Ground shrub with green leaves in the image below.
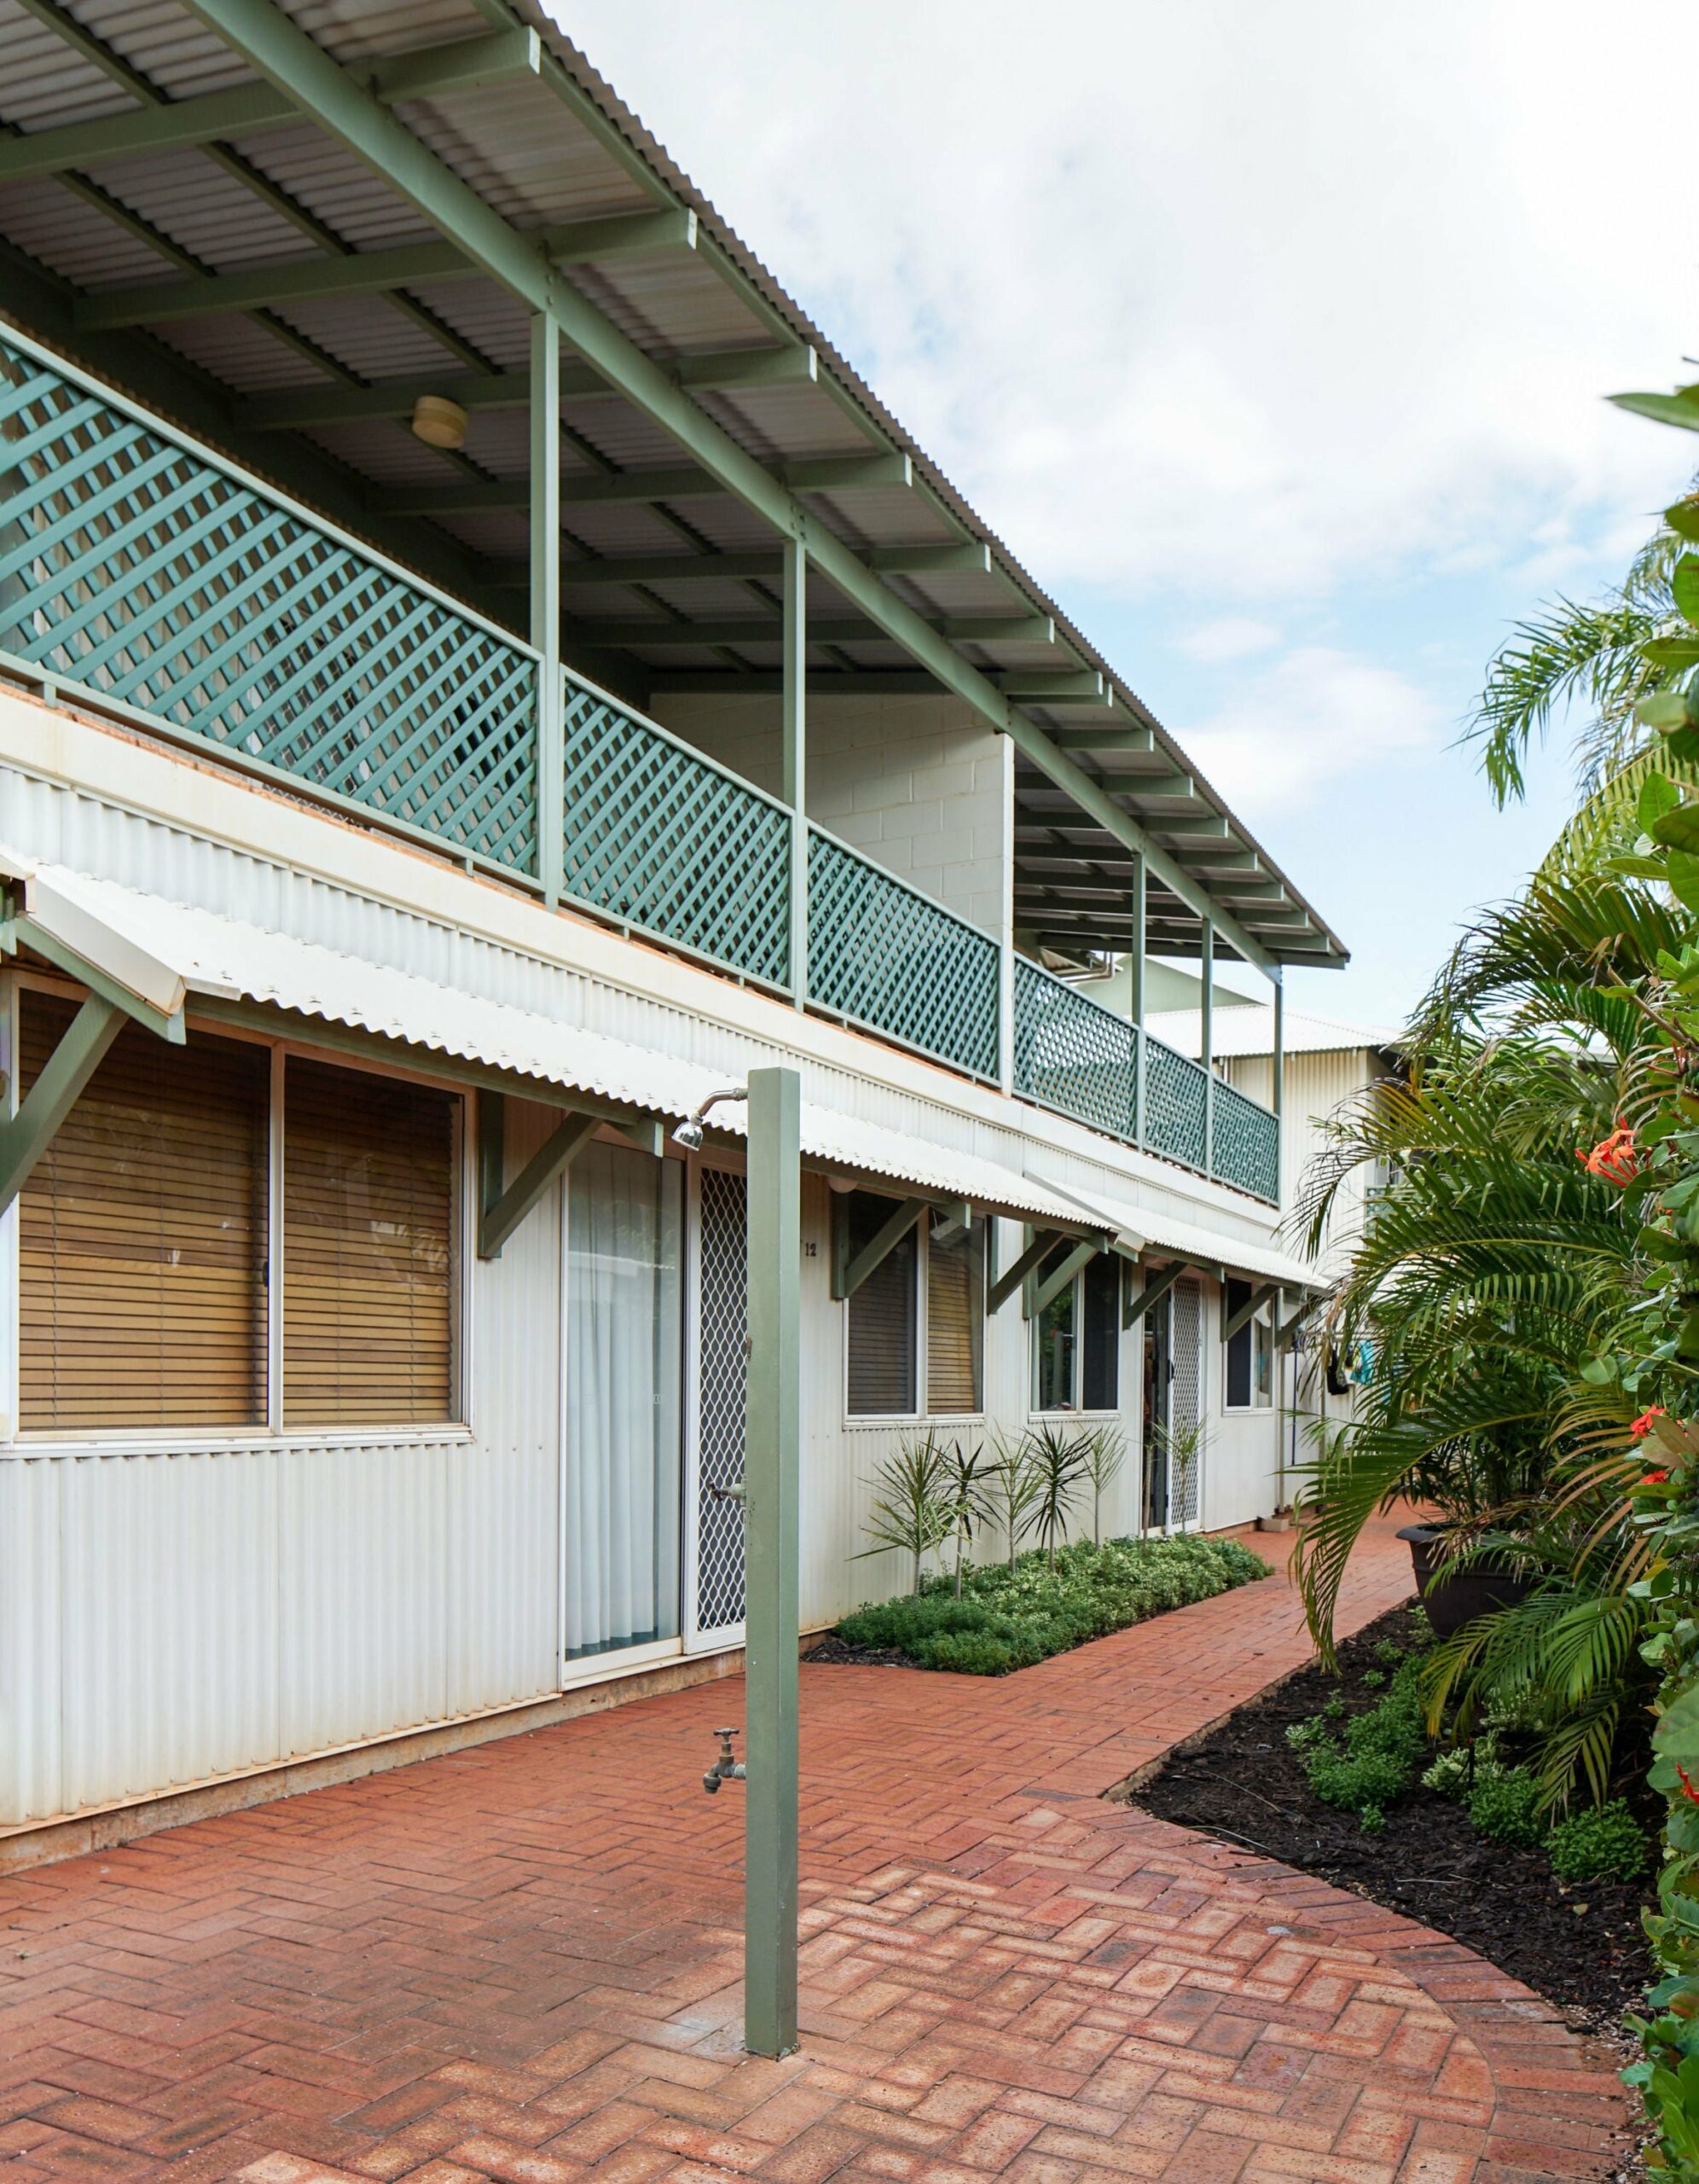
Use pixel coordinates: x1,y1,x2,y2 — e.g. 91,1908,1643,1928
1468,1764,1545,1847
1546,1799,1649,1884
1293,1658,1429,1824
833,1532,1266,1674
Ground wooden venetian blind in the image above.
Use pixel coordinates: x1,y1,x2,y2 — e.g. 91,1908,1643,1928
282,1058,455,1426
844,1189,916,1417
925,1216,983,1416
19,991,269,1432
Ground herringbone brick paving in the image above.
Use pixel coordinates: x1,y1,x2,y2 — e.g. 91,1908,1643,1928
0,1517,1628,2184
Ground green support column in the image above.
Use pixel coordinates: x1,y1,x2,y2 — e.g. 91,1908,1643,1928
531,310,564,903
744,1064,802,2057
1271,969,1284,1206
782,535,807,1006
1131,853,1145,1146
1200,918,1215,1180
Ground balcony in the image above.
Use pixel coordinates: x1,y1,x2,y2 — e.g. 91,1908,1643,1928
0,322,1279,1204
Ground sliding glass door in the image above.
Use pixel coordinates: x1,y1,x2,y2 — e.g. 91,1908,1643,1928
562,1141,683,1664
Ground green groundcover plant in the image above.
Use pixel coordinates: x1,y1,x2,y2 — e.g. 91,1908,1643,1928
833,1534,1267,1675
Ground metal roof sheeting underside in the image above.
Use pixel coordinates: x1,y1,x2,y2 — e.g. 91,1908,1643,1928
0,0,1347,970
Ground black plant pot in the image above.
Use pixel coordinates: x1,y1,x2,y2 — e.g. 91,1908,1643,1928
1396,1522,1535,1640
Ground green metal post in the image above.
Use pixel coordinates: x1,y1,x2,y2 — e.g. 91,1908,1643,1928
1131,852,1145,1147
744,1064,801,2057
1200,918,1215,1180
531,310,563,903
782,535,807,1007
1271,970,1284,1207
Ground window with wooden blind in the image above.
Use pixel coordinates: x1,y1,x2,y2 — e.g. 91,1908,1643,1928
281,1057,456,1426
18,990,269,1432
844,1188,918,1417
925,1215,983,1415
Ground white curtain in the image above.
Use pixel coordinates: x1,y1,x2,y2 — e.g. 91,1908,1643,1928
564,1143,682,1658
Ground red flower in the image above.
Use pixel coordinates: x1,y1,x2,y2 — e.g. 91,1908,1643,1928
1579,1124,1640,1185
1644,1470,1672,1486
1632,1407,1669,1439
1679,1764,1699,1808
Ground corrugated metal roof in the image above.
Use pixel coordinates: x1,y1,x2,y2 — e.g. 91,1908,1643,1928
0,0,1348,969
1033,1174,1320,1292
3,851,1099,1231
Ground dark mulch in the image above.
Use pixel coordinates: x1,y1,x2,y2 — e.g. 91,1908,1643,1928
1124,1600,1653,2039
805,1634,919,1668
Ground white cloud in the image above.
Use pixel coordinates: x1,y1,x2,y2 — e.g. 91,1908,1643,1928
552,0,1698,605
1175,618,1282,663
1182,648,1441,817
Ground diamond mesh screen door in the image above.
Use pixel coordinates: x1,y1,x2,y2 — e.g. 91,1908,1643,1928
1169,1279,1204,1529
690,1164,748,1645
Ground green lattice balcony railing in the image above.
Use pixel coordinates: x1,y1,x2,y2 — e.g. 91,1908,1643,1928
1012,958,1137,1139
807,828,1000,1079
561,672,792,988
1012,956,1279,1201
0,325,540,875
1144,1031,1209,1173
1213,1076,1280,1203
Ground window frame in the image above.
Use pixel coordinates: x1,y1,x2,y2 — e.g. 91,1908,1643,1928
1029,1243,1123,1420
840,1197,988,1426
2,967,472,1452
1221,1276,1274,1413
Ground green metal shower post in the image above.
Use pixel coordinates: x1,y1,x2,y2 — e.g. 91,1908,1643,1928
782,536,807,1007
1271,968,1284,1206
1200,918,1215,1179
1131,852,1146,1147
531,308,563,903
743,1064,802,2056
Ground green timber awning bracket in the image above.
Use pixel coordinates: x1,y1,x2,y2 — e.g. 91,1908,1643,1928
1123,1259,1190,1330
1026,1234,1107,1321
0,994,125,1217
1276,1292,1317,1351
1221,1281,1278,1345
831,1192,930,1301
477,1090,664,1259
987,1227,1053,1316
0,868,194,1217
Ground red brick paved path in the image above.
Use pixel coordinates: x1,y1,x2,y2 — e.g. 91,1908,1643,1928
0,1519,1628,2184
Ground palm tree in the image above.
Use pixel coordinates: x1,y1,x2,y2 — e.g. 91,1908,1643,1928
1464,523,1690,877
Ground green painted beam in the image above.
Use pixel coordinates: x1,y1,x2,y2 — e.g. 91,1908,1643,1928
866,542,993,574
1026,1236,1102,1322
995,670,1105,700
565,611,1054,650
237,346,815,435
1052,726,1156,754
77,240,475,328
1221,1281,1276,1345
781,453,911,492
0,28,541,182
831,1193,928,1302
379,451,911,515
556,549,787,586
538,207,696,264
174,0,1297,974
478,1107,598,1258
1124,1258,1187,1331
0,995,125,1217
743,1065,802,2059
674,345,816,392
646,671,944,697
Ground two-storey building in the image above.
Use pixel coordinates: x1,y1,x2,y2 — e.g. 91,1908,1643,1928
0,0,1347,1867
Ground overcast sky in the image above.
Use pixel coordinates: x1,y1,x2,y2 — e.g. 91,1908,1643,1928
556,0,1699,1028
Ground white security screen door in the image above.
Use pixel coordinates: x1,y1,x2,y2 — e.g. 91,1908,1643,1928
687,1163,747,1647
1169,1278,1203,1529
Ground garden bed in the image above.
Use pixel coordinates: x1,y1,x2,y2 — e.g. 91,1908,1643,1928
815,1533,1270,1674
1125,1601,1653,2036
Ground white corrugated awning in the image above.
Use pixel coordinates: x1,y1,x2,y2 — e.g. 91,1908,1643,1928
0,852,1098,1233
1029,1171,1322,1292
